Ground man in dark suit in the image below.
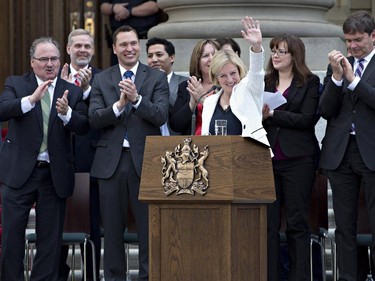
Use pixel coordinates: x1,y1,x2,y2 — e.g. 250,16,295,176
0,36,89,280
319,11,375,281
59,28,101,281
146,37,188,135
89,25,169,281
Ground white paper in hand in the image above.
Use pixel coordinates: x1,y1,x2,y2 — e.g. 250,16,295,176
263,91,287,110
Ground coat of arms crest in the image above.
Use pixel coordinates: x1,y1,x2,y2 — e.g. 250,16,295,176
161,138,209,196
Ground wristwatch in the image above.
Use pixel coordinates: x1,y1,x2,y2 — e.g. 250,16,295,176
132,94,141,105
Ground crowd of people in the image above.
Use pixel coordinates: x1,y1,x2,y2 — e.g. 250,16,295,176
0,7,374,281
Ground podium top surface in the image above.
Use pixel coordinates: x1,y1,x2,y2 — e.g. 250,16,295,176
139,135,275,204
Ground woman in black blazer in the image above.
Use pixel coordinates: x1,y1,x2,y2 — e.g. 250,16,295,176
262,34,321,281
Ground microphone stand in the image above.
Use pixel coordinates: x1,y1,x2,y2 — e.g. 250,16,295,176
190,85,217,135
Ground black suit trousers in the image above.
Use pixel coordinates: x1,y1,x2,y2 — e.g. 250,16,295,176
327,136,375,281
99,150,149,281
267,156,316,281
1,165,66,281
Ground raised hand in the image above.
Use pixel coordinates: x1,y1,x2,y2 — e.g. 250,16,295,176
241,16,262,53
28,80,53,104
187,76,204,109
328,50,346,82
60,63,73,83
56,90,70,115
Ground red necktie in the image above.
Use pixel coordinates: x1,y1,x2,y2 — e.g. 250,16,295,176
74,74,81,87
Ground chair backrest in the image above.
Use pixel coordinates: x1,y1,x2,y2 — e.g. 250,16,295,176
63,172,90,233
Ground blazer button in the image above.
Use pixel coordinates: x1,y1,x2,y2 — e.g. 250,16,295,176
353,110,356,113
276,127,280,131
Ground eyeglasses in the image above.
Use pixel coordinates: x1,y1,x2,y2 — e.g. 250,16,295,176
33,56,60,63
270,50,289,56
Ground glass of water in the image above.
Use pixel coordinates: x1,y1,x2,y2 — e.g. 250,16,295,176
215,119,227,135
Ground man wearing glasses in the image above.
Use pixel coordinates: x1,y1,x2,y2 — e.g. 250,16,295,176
0,36,89,280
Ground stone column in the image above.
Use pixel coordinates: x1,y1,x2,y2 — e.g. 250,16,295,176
149,0,343,38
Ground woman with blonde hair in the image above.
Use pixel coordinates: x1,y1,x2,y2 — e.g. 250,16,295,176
201,16,269,146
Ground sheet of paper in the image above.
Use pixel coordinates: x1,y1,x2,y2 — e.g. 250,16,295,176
263,91,287,110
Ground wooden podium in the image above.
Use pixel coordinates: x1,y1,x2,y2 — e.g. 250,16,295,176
139,136,275,281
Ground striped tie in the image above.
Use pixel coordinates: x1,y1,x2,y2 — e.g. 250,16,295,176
355,59,365,78
39,89,51,153
74,73,81,86
350,59,364,134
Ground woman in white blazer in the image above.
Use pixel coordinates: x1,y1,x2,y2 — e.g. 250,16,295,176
201,16,269,147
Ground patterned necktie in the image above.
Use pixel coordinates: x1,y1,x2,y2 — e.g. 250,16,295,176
74,73,81,86
123,70,134,143
355,59,365,78
39,88,51,153
123,70,134,81
351,59,365,134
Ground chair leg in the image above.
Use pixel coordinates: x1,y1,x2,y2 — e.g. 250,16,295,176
315,228,336,281
25,241,30,281
83,239,87,281
71,245,75,281
310,235,326,281
319,240,326,281
88,239,97,281
324,231,336,281
310,237,314,281
367,245,373,281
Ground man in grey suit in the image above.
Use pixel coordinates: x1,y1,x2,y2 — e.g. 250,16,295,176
146,37,188,135
0,36,89,280
319,11,375,281
89,25,169,281
59,28,101,281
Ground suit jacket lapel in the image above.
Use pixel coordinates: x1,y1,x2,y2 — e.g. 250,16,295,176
134,62,147,94
111,66,122,99
169,73,179,106
361,54,375,81
49,79,64,129
283,80,298,110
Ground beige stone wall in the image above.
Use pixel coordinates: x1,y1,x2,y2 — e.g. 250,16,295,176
326,0,373,25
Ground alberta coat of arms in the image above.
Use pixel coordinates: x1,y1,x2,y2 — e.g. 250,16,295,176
161,138,209,195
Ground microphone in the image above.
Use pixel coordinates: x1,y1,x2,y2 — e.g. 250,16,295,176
191,85,218,135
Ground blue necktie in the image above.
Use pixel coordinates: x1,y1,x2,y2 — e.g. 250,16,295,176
355,59,365,78
123,70,134,143
123,70,134,81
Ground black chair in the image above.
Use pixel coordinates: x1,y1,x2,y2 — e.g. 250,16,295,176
356,234,373,281
124,230,139,280
310,227,336,281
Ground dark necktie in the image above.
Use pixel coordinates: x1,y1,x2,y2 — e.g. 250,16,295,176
355,59,365,78
123,70,134,143
123,70,134,81
350,59,365,134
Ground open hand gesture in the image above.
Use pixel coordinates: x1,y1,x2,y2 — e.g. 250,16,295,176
241,16,262,53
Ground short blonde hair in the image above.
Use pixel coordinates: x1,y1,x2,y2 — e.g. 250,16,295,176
209,49,247,86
